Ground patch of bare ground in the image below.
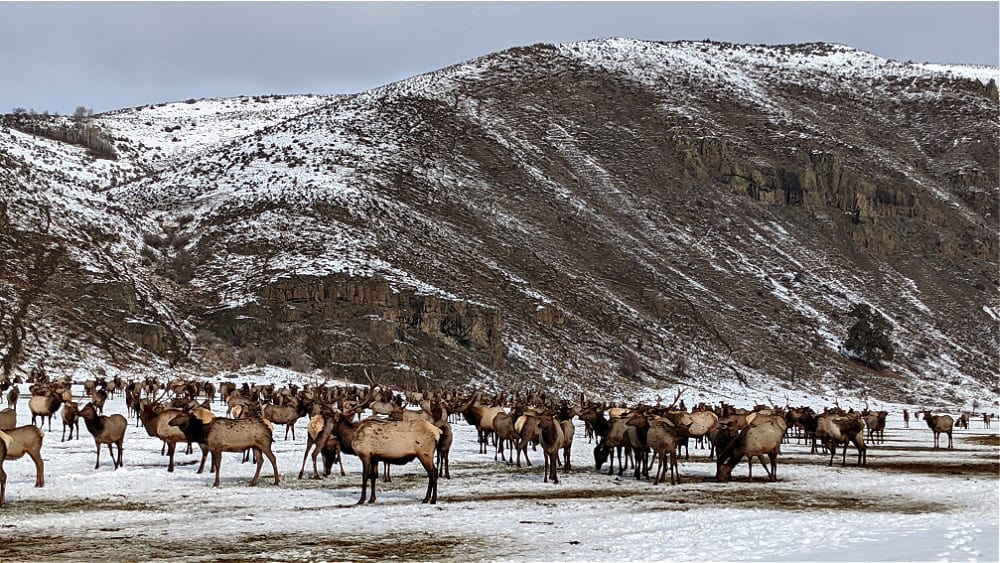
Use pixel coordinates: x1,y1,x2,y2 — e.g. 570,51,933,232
0,531,484,562
964,434,1000,447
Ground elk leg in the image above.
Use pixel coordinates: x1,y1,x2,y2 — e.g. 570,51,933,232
95,443,102,470
212,451,223,487
197,444,208,474
249,447,264,486
167,442,176,473
264,447,279,486
28,449,45,487
299,436,314,479
420,453,437,504
115,440,124,468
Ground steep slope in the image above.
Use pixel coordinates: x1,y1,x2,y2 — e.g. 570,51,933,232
2,40,997,406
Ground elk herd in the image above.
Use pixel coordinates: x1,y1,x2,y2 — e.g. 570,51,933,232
0,369,990,508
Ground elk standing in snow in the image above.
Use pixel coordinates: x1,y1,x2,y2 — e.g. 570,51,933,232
78,402,127,469
923,411,954,449
716,414,788,482
169,412,279,487
815,411,867,467
1,425,45,488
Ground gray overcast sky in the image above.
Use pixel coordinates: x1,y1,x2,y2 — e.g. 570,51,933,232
2,1,997,115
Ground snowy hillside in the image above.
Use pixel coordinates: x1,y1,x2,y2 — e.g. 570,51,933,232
0,39,997,409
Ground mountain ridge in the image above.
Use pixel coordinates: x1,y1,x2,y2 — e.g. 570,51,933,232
1,39,997,408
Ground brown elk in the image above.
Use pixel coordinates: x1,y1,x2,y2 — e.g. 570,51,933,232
1,425,45,488
78,402,127,470
6,386,18,412
261,401,306,441
645,416,686,485
139,400,196,472
864,410,888,445
815,412,867,466
61,401,80,441
716,414,788,482
538,412,565,484
29,387,66,430
923,411,954,449
459,394,504,454
169,412,280,487
314,386,442,503
298,413,344,480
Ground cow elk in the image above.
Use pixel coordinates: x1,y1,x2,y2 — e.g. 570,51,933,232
61,401,80,441
78,402,127,469
716,414,788,482
816,412,867,467
169,413,279,487
1,425,45,488
923,411,954,449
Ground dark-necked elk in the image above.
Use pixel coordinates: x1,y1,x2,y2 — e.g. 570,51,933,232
169,412,279,488
815,412,867,466
0,425,45,488
716,414,788,482
61,401,80,441
139,400,197,472
923,411,954,449
29,387,65,430
537,412,565,484
78,402,126,469
459,394,504,455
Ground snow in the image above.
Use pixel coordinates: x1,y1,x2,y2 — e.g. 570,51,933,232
2,382,997,561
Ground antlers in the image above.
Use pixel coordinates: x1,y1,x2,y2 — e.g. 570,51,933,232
665,388,686,411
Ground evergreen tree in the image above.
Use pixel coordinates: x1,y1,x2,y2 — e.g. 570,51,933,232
844,303,895,369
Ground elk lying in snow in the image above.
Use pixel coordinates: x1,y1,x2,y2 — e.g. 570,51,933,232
0,408,15,431
923,411,954,449
78,402,127,469
1,425,45,487
716,414,788,482
61,401,80,441
815,412,867,467
169,413,279,487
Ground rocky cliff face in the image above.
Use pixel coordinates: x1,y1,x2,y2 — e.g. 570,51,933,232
1,40,996,406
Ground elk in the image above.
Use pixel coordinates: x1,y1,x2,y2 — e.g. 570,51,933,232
459,394,504,454
298,413,344,480
261,400,306,441
815,412,867,466
169,412,279,487
491,410,519,464
314,386,442,503
78,402,126,470
61,401,80,441
716,414,788,482
0,425,45,488
537,412,565,484
6,386,18,412
864,410,888,445
139,400,196,471
29,387,65,430
645,416,686,485
923,411,954,449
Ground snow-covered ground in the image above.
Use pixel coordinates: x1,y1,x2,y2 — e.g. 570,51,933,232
2,384,997,562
